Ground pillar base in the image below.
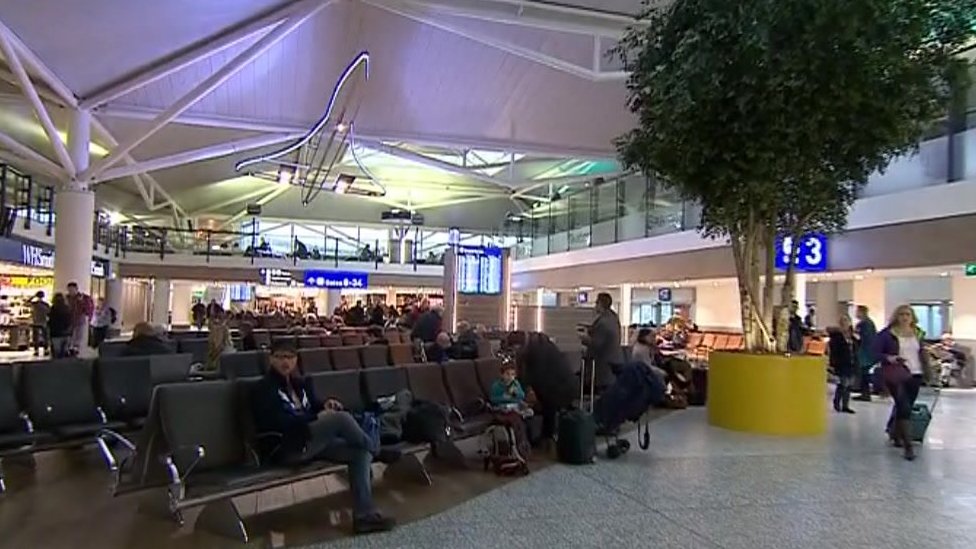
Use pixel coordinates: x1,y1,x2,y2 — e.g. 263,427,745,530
707,352,827,436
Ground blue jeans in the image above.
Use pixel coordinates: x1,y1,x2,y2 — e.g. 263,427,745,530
304,412,375,518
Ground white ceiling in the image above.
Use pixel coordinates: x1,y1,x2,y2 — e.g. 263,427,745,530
0,0,644,231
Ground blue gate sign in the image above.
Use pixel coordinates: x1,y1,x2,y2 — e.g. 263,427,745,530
303,270,369,289
775,233,828,273
657,288,672,303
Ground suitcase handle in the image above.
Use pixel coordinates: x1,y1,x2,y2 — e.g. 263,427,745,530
579,357,596,413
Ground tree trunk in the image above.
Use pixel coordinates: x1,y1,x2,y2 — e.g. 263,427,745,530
761,222,776,348
776,232,802,352
731,221,774,353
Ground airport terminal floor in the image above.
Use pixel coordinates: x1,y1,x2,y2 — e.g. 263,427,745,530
2,384,975,548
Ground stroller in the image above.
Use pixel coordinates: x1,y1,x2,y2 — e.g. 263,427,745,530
593,362,666,459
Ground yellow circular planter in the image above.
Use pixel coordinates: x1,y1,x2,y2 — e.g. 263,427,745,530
707,351,827,436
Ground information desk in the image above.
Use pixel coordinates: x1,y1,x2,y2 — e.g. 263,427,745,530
707,352,827,436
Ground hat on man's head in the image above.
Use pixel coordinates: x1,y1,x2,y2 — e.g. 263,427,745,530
270,339,297,355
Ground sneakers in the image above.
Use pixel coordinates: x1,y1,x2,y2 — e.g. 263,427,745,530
354,513,396,535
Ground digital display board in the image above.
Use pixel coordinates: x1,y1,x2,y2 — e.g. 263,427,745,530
456,245,502,295
774,233,828,273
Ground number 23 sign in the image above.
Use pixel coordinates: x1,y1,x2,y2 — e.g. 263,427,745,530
774,233,828,273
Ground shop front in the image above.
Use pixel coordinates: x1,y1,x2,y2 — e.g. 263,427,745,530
0,237,109,349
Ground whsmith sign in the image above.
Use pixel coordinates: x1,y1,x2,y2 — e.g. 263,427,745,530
0,237,108,278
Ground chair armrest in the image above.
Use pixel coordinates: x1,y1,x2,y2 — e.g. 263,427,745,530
96,406,109,424
167,445,206,482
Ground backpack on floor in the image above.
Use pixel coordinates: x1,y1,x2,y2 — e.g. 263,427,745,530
480,413,530,476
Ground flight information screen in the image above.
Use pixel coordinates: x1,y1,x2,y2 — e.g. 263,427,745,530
456,245,502,295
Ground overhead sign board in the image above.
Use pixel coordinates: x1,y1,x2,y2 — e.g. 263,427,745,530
657,288,672,303
259,268,297,287
774,233,828,273
303,270,369,289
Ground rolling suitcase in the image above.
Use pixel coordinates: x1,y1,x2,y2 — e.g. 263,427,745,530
909,387,940,443
557,358,597,465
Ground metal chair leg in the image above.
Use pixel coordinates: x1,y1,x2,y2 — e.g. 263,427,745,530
385,452,432,486
196,499,249,542
0,457,6,494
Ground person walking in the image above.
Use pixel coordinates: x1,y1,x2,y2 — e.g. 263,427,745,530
580,292,624,391
828,314,857,414
91,298,115,349
878,305,929,461
29,291,50,356
47,293,73,358
853,305,878,401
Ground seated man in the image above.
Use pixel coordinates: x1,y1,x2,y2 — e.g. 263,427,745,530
427,331,454,363
251,340,396,535
122,322,174,356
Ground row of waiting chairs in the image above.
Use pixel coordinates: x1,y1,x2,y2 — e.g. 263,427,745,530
686,332,745,362
116,358,504,541
0,354,198,492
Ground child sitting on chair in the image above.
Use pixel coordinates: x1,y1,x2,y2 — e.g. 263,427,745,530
490,363,533,417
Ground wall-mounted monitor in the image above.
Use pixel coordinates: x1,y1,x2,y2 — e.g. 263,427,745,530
456,245,502,295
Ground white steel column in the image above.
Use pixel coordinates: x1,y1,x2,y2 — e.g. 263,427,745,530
812,281,840,329
324,290,343,315
618,283,632,344
54,109,95,299
151,279,172,326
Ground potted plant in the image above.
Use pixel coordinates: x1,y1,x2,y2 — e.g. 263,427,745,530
615,0,974,434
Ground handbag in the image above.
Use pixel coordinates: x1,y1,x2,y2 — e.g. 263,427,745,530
880,358,911,386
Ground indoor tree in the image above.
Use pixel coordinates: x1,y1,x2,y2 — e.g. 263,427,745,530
615,0,975,352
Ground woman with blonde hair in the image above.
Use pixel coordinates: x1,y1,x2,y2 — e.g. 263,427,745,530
206,317,235,371
877,305,929,460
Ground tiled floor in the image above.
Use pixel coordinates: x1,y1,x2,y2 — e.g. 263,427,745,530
3,389,975,548
316,388,976,549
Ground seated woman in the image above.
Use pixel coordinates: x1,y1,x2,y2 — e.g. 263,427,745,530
251,340,396,534
123,322,173,356
630,328,669,380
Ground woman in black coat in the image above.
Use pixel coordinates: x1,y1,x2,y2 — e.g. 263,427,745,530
47,293,73,358
828,314,857,414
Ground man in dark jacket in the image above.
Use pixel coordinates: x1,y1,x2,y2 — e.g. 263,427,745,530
122,323,174,356
250,340,395,535
410,306,443,343
580,293,624,390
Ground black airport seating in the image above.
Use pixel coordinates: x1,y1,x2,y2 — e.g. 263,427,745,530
320,334,342,347
17,359,127,470
177,339,209,364
330,346,362,371
271,335,296,350
359,345,390,369
219,350,267,380
94,357,153,430
298,348,332,374
117,379,430,541
149,353,194,385
0,365,51,492
442,360,489,417
98,340,129,358
384,330,402,344
362,366,410,402
388,343,414,366
405,363,490,439
309,371,365,413
296,335,321,349
474,358,502,398
341,333,365,346
476,339,493,359
253,330,272,349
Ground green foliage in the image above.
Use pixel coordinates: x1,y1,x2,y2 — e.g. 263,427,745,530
615,0,976,240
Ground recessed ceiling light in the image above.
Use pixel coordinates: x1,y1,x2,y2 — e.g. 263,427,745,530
811,278,819,283
866,268,874,273
854,275,864,281
940,272,949,277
